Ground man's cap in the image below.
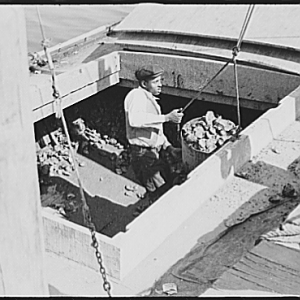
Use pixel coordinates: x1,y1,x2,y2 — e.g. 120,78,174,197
135,64,164,81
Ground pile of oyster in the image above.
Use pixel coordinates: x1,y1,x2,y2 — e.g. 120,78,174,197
71,118,124,152
37,128,75,178
37,118,130,180
181,111,238,153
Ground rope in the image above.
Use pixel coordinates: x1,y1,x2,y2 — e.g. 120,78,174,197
233,57,241,129
180,4,255,136
181,60,231,113
236,5,255,51
35,6,112,297
36,6,46,42
36,6,62,118
232,4,255,131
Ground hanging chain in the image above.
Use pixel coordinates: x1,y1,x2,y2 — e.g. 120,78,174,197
36,6,112,296
60,112,112,297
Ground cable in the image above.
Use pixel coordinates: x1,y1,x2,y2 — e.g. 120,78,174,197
36,6,62,118
233,57,241,129
236,5,255,51
179,4,255,137
181,60,231,113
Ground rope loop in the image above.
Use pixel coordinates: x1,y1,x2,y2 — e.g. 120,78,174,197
232,46,240,58
52,90,60,99
41,38,51,49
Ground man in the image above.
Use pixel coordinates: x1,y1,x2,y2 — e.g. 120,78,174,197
124,64,184,198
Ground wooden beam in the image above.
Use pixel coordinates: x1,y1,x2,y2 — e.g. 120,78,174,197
35,24,109,58
110,30,300,67
119,51,300,106
215,241,300,295
30,51,120,122
32,72,119,122
113,38,300,75
0,7,48,296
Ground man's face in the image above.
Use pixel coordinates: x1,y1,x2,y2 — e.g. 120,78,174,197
142,76,163,96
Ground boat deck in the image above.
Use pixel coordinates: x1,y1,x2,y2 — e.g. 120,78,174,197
43,117,300,296
147,119,300,296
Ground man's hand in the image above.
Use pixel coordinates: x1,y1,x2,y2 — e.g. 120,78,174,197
165,109,184,123
167,145,182,161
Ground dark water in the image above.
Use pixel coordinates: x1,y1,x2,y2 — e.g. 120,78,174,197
24,4,135,52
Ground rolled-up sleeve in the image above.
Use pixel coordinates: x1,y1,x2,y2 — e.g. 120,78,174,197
127,90,166,129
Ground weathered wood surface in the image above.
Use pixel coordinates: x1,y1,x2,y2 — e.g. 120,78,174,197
214,240,300,295
30,51,120,122
36,24,109,58
119,51,300,108
43,212,121,280
113,4,300,51
0,7,48,295
113,35,300,75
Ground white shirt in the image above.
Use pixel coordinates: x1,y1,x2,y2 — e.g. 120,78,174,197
124,87,171,149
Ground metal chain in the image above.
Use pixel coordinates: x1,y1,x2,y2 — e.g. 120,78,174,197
36,6,112,297
83,206,112,296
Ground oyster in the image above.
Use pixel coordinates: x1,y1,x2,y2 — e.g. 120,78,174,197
216,119,235,131
193,126,205,139
185,133,198,143
205,110,216,126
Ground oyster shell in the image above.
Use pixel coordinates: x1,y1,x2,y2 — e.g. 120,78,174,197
193,126,205,139
205,111,216,126
185,133,198,143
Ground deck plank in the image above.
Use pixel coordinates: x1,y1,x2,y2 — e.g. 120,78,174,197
214,241,300,295
251,240,300,271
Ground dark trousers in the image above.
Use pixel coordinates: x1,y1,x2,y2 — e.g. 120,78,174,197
130,144,171,193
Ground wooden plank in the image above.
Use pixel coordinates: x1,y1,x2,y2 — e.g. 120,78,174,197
114,38,300,75
215,268,275,293
231,259,300,293
0,7,48,295
225,266,300,295
241,250,300,278
226,267,285,293
32,72,119,122
214,241,300,295
202,287,280,296
57,52,120,96
119,51,300,106
36,24,109,58
42,213,121,280
30,51,120,111
251,241,300,271
114,4,300,51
